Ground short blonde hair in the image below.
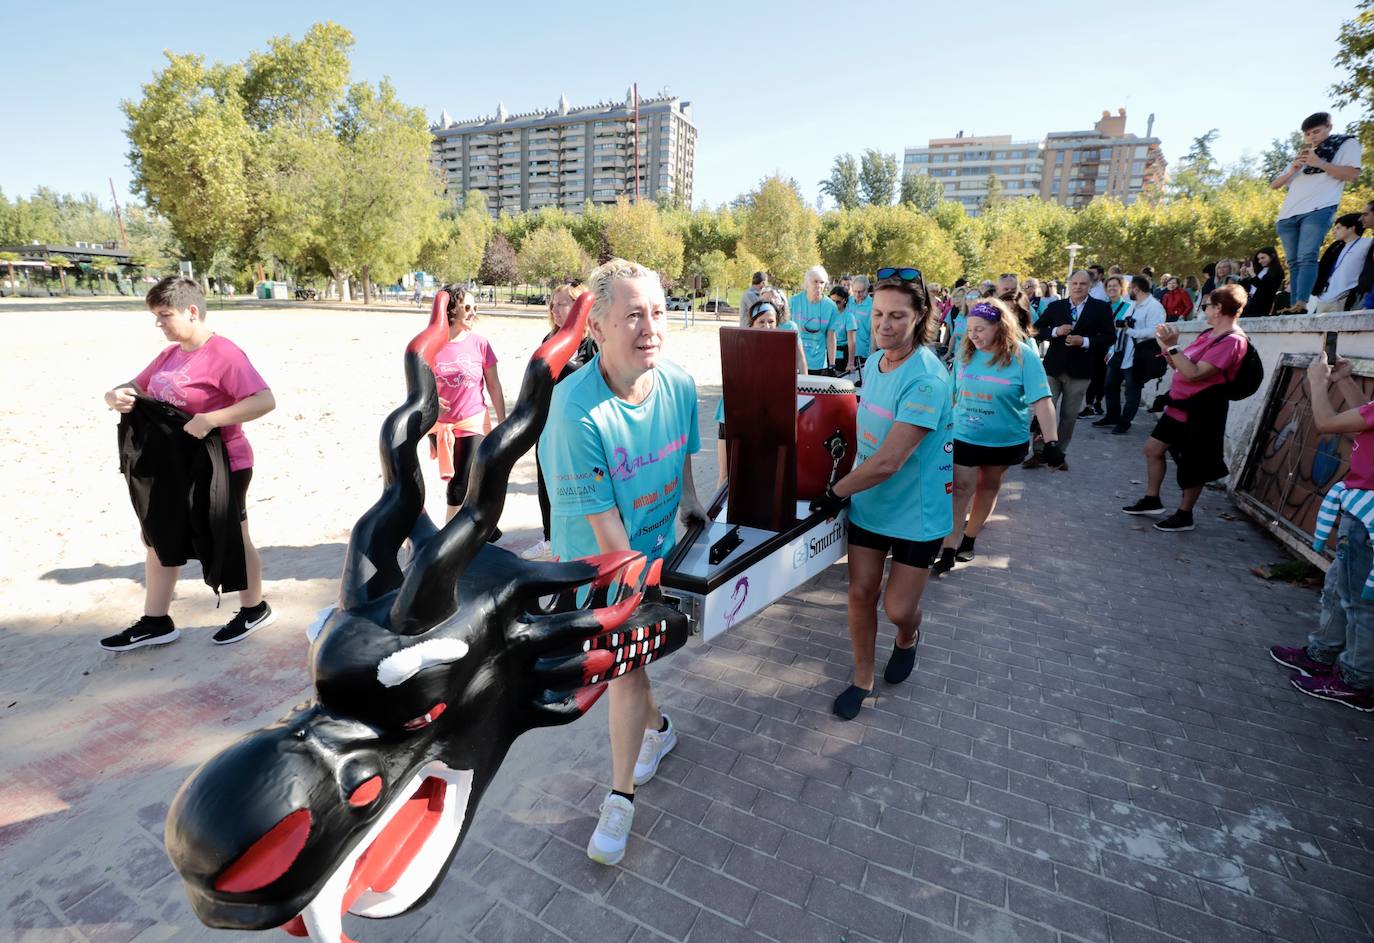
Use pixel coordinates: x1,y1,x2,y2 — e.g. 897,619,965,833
588,258,657,326
547,281,586,328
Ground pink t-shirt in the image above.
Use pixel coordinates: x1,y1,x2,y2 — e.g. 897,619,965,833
434,332,497,430
1345,403,1374,490
135,335,268,471
1164,329,1247,422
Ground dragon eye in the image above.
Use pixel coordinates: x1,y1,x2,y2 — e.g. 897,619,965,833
213,809,311,893
403,701,447,731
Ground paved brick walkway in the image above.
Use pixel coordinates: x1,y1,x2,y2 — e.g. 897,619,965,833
7,419,1374,942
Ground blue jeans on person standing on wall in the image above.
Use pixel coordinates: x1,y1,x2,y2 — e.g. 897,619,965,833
1276,204,1339,306
1308,515,1374,689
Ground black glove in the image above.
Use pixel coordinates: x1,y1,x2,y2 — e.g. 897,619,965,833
808,484,847,517
1041,441,1066,467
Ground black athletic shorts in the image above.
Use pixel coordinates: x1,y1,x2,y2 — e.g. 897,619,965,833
1149,413,1225,489
847,521,944,569
230,468,251,522
953,439,1029,468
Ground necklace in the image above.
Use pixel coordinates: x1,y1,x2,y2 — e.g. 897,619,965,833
881,343,916,370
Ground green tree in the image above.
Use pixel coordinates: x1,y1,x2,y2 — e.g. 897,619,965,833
981,173,1004,213
603,198,684,279
1259,132,1304,180
309,79,444,302
817,204,961,286
819,154,861,210
570,202,608,258
1170,129,1223,198
678,205,741,277
739,176,818,288
900,171,943,212
417,189,491,283
1333,0,1374,181
517,226,590,287
858,149,899,206
48,254,71,294
478,232,518,296
123,52,257,275
0,251,20,296
91,257,119,294
124,203,183,274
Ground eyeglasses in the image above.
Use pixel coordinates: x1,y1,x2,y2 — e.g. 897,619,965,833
876,266,923,282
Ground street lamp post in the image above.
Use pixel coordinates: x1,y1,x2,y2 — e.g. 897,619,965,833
1066,243,1083,286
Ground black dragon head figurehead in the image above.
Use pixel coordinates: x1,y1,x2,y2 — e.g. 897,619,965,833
164,291,688,942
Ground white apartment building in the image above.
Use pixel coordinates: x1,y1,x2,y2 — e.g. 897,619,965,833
431,91,697,216
903,133,1044,216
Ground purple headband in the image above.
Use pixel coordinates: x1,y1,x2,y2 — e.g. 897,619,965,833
968,302,1001,322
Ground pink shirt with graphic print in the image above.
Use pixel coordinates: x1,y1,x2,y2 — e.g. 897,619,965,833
135,334,268,471
434,333,497,430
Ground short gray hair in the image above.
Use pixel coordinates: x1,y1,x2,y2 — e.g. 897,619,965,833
851,275,870,290
588,257,657,325
804,265,829,286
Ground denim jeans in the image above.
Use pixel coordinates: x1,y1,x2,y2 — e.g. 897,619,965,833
1276,204,1339,305
1102,360,1143,427
1308,515,1374,689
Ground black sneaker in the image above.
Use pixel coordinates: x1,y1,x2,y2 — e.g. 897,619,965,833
213,601,276,645
100,615,179,652
1077,407,1096,420
931,548,956,575
954,536,976,563
1154,511,1195,532
1122,497,1165,516
1091,417,1116,427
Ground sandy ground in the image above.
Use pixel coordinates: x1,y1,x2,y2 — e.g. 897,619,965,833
0,300,725,899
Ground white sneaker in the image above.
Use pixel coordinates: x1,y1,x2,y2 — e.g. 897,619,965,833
587,793,634,865
520,539,553,560
633,715,677,785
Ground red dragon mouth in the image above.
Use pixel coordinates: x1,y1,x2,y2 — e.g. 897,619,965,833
280,765,473,943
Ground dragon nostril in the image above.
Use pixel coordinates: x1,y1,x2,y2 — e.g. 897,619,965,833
403,701,447,731
348,776,383,807
213,809,311,894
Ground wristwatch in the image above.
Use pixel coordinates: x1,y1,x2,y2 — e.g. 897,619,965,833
1167,346,1180,356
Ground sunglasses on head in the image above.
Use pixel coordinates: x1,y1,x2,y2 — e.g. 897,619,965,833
876,266,923,283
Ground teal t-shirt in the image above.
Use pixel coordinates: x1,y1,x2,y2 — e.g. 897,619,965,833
834,308,856,350
539,354,700,562
850,296,874,356
849,347,954,543
952,342,1051,448
949,312,966,358
790,293,841,371
1109,299,1131,324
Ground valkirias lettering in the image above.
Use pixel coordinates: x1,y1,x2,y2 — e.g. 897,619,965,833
809,521,846,559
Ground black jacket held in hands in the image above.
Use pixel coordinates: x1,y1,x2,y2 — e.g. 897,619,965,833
1033,297,1117,379
118,396,247,595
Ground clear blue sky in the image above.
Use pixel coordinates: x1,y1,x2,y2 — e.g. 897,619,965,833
0,0,1360,213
